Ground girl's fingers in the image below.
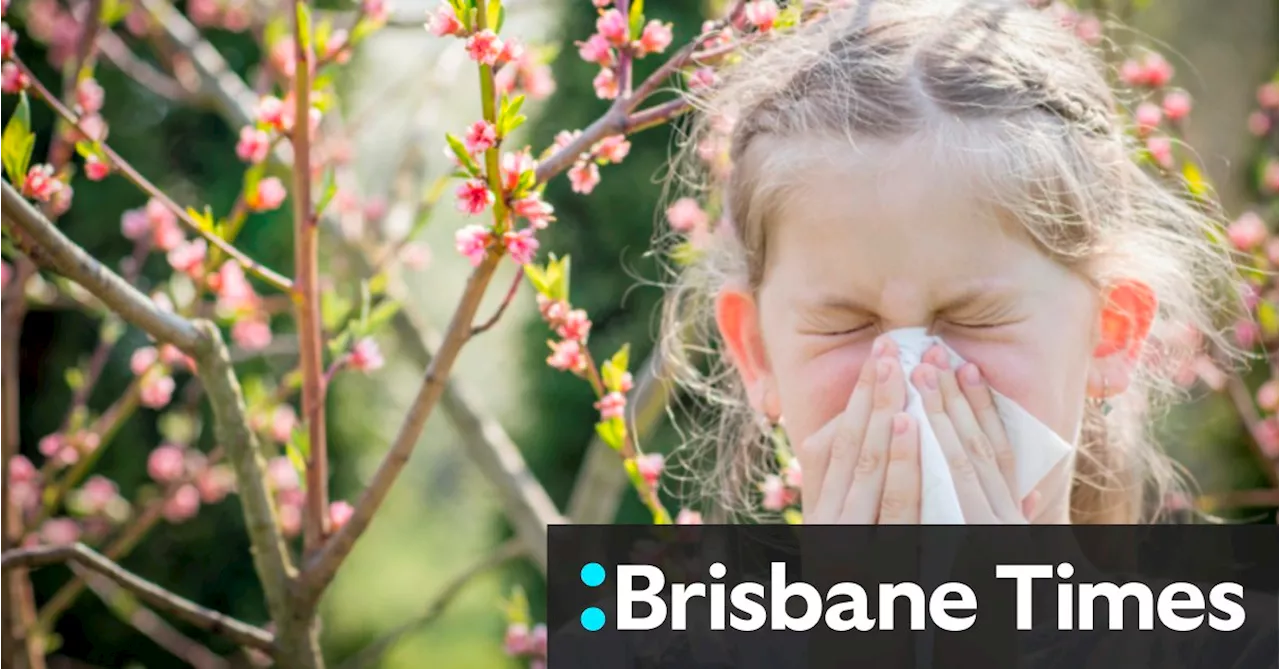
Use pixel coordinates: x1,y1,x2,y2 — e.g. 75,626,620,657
876,413,919,524
840,354,904,523
911,363,996,523
809,350,881,522
934,362,1021,521
956,362,1017,495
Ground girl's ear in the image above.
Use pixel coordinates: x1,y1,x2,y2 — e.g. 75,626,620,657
715,285,781,420
1088,279,1157,397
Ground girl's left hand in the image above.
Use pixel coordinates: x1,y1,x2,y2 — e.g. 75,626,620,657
910,344,1038,524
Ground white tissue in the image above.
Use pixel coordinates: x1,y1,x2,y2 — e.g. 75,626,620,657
883,327,1074,524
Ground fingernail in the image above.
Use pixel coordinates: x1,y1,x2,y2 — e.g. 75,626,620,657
918,365,938,390
960,364,982,387
926,345,948,367
877,358,893,382
893,413,910,435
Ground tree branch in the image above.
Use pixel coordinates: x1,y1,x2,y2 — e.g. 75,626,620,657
1,180,203,351
470,270,524,337
97,30,196,102
1,544,274,652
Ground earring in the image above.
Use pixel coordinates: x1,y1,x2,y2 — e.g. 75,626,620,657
1090,377,1113,416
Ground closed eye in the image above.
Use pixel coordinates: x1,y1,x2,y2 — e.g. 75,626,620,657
804,322,876,337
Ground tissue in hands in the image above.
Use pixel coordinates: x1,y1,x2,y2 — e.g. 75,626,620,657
883,328,1074,524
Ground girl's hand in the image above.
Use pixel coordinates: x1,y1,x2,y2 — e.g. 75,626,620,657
910,344,1038,524
799,336,921,524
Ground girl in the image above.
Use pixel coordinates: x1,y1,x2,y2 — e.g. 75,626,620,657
662,0,1246,525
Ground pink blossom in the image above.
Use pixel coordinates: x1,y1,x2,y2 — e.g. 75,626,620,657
71,113,107,143
1254,418,1278,458
688,67,716,90
784,458,802,488
232,318,273,351
1145,136,1173,170
568,161,600,194
1161,90,1192,121
349,337,384,372
167,239,208,277
760,474,796,511
466,30,504,65
214,262,259,313
130,346,160,375
21,164,62,202
455,179,494,214
324,29,351,64
361,0,388,24
537,294,568,325
187,0,218,26
1142,53,1174,88
257,95,287,130
577,33,614,67
1227,212,1268,251
675,508,703,525
236,126,271,164
546,339,587,373
162,484,200,523
636,453,664,487
1,22,17,60
148,444,187,483
1257,379,1278,413
40,518,80,545
617,371,633,393
1074,14,1102,44
505,623,532,656
2,61,28,92
594,135,630,164
665,197,707,234
596,9,628,45
594,391,626,420
512,196,554,229
271,404,297,443
464,120,497,154
592,67,618,100
140,370,176,409
556,308,591,342
744,0,779,32
530,623,548,657
591,0,610,7
160,344,192,371
502,228,539,265
268,456,300,492
8,455,35,482
1119,59,1144,86
497,38,524,66
1,261,10,292
1263,161,1278,195
39,433,65,459
638,20,673,55
278,501,302,538
1234,320,1261,348
328,500,354,530
1134,102,1162,135
146,197,176,230
269,37,297,78
426,4,462,36
84,154,111,181
75,77,104,114
248,176,287,212
152,217,184,252
78,475,119,514
196,465,235,503
521,62,556,99
399,242,432,270
50,182,74,216
500,150,536,192
553,129,581,152
1259,82,1279,110
1248,111,1271,137
455,224,492,266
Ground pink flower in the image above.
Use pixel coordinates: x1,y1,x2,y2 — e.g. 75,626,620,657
455,179,494,214
1263,161,1279,195
665,197,707,234
152,218,184,252
121,208,151,240
361,0,388,24
537,294,568,325
591,67,618,100
399,242,432,271
760,474,796,511
594,391,626,420
162,484,200,523
71,113,107,143
1,22,17,60
577,33,614,67
1227,212,1268,251
426,4,462,36
148,444,187,483
50,182,74,216
504,623,532,656
1161,90,1192,121
268,457,300,493
568,161,600,194
596,9,628,45
1073,14,1102,44
512,196,554,229
1145,136,1173,170
269,37,297,78
530,623,548,657
594,135,630,164
1134,102,1162,135
140,370,176,409
1255,419,1279,458
271,404,297,443
464,120,497,154
591,0,610,6
546,339,587,373
83,154,110,181
784,458,802,488
1259,82,1280,110
349,337,384,372
324,29,350,64
21,164,63,202
500,150,536,192
236,126,271,164
278,501,302,538
257,95,287,130
688,67,717,90
501,228,539,265
40,518,80,545
455,224,492,266
39,433,65,459
636,453,664,487
196,465,235,504
232,318,273,351
76,77,104,114
2,61,28,92
214,262,259,313
160,343,192,371
1248,111,1271,137
78,475,119,514
1257,379,1278,413
497,38,524,66
1234,320,1261,348
167,239,208,277
617,371,633,393
744,0,779,32
556,309,591,342
130,346,159,375
465,29,504,65
638,20,672,55
248,176,287,212
675,508,703,525
329,500,354,530
9,455,35,482
1142,53,1174,88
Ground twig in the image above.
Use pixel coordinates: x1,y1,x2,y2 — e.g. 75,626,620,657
625,98,691,134
2,544,274,652
1,180,204,351
1224,376,1279,486
97,30,195,102
470,270,524,337
337,539,525,669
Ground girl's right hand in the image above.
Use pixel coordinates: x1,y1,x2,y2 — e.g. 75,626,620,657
798,336,920,524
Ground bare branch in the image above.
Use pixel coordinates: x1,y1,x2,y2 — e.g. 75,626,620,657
471,270,524,337
2,544,274,652
97,30,195,102
1,180,203,351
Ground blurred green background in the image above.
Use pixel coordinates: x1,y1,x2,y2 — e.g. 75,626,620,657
4,0,1277,666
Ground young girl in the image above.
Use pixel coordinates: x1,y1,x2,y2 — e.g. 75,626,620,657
662,0,1245,525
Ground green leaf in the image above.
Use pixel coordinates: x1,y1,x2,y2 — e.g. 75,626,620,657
783,508,804,525
186,206,216,232
65,367,86,391
316,168,338,215
362,300,401,335
315,19,333,56
1258,301,1278,338
523,263,551,296
264,15,290,49
1181,161,1209,200
2,93,35,187
503,586,531,625
242,163,265,203
286,439,309,487
321,290,353,331
327,329,353,358
444,133,481,176
295,2,313,53
601,343,630,392
550,254,570,301
595,418,626,451
485,0,501,30
100,0,134,25
609,343,630,377
628,0,644,39
367,271,389,296
494,4,505,33
775,3,802,29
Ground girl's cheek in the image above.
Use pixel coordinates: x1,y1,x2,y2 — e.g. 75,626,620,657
776,341,866,441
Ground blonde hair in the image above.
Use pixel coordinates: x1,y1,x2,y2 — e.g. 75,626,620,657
658,0,1247,524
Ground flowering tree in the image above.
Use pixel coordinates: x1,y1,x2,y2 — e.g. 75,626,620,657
0,0,1274,667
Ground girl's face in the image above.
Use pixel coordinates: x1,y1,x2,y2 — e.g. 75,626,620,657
724,137,1106,452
